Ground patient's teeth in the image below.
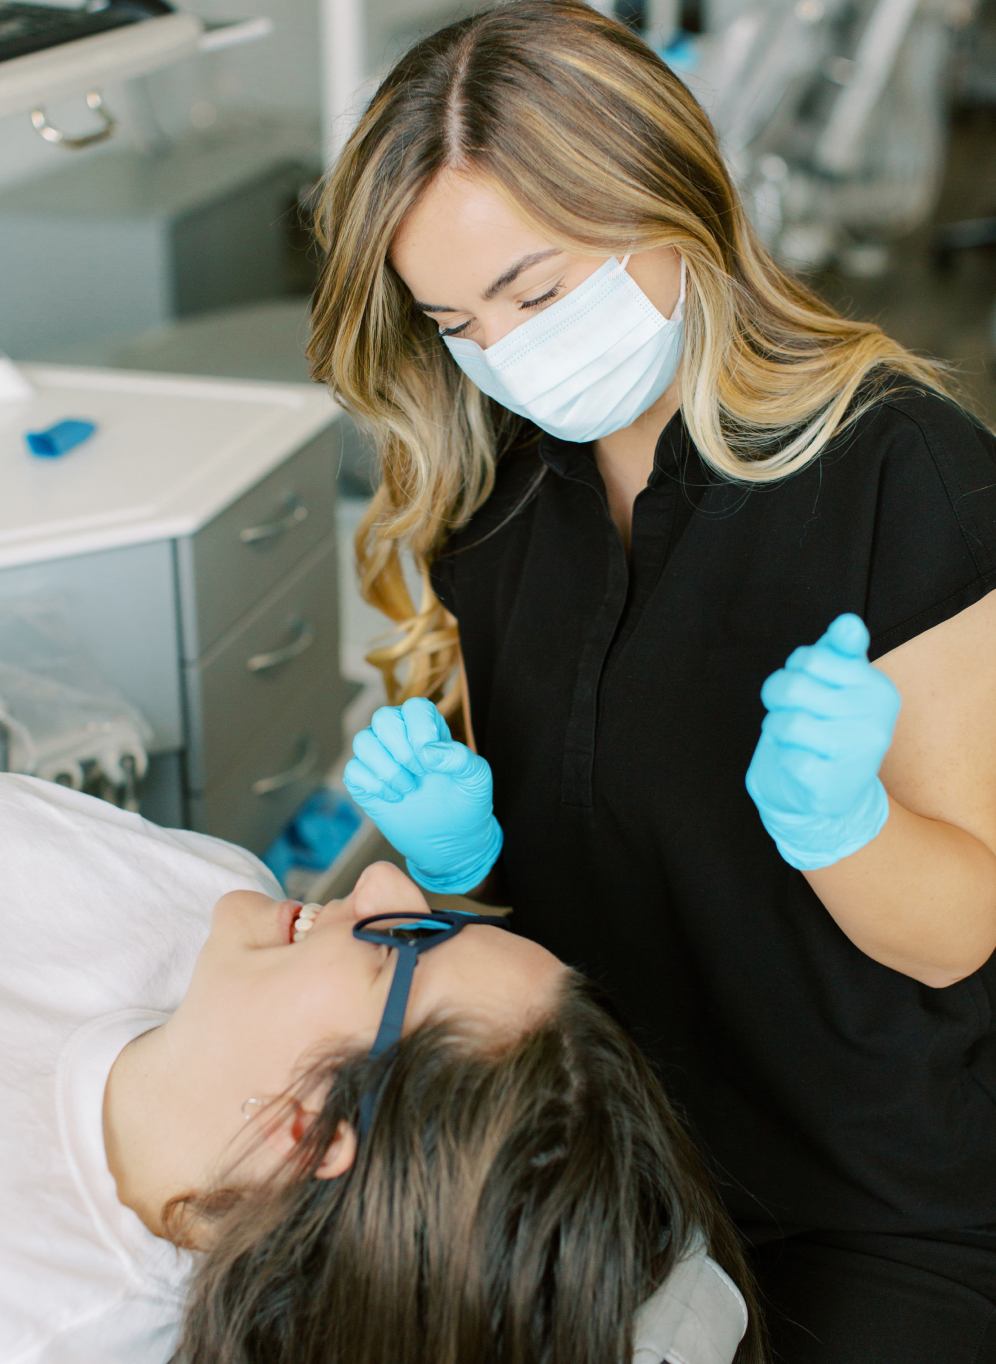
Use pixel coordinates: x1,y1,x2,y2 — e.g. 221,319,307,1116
292,902,324,942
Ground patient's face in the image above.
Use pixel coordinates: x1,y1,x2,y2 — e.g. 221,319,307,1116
169,862,564,1120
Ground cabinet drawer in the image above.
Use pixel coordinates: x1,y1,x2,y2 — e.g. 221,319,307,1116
187,690,344,853
176,427,337,659
184,538,341,790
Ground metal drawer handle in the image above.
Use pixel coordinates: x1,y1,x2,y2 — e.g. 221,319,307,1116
31,90,117,149
246,619,317,674
251,736,320,797
239,495,309,545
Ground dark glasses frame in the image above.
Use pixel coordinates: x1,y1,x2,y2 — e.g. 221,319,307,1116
352,907,511,1135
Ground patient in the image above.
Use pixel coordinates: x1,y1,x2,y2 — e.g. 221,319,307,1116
0,772,761,1364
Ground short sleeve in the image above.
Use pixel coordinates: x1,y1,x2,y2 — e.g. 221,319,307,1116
429,550,457,615
864,392,996,661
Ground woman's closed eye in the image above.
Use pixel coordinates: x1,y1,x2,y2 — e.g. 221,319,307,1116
439,281,565,338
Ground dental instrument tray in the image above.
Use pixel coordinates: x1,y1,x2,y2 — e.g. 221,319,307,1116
0,4,159,66
0,1,201,119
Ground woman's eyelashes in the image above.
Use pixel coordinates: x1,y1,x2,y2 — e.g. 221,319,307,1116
439,282,565,339
520,282,564,310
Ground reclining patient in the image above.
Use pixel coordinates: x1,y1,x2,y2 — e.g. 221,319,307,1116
0,772,760,1364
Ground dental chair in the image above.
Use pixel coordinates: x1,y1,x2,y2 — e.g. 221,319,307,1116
684,0,969,274
633,1236,748,1362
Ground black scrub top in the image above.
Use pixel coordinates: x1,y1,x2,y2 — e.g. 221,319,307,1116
430,381,996,1242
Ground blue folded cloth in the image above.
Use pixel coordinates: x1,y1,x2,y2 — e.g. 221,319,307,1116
263,787,363,887
25,419,97,458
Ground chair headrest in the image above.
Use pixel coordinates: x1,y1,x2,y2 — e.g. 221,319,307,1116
631,1236,748,1364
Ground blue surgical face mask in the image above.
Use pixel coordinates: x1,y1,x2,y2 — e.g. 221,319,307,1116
442,253,686,443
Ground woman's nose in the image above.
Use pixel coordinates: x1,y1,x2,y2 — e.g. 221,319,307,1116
477,323,506,349
350,861,429,918
469,295,542,350
478,313,522,350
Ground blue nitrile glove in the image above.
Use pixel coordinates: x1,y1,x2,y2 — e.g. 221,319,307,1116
343,696,503,894
745,613,901,871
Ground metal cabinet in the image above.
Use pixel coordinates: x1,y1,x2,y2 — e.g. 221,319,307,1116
176,431,351,849
0,366,351,853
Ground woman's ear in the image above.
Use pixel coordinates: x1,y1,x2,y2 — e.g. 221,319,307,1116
313,1118,358,1181
255,1100,358,1180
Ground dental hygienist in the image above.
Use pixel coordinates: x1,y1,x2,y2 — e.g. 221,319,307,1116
307,3,996,1359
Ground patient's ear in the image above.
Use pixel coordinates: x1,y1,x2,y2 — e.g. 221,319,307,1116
313,1118,357,1180
258,1101,358,1180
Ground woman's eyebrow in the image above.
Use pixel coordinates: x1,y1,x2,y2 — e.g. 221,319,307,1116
414,248,563,313
482,248,562,300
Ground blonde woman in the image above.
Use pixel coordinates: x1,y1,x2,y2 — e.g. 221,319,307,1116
307,2,996,1359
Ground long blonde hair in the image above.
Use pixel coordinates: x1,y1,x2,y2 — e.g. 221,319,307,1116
307,0,967,714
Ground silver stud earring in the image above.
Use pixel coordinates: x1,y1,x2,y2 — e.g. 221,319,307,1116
241,1096,265,1122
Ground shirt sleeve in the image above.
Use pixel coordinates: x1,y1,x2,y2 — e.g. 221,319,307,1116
429,551,457,616
864,392,996,661
26,1291,182,1364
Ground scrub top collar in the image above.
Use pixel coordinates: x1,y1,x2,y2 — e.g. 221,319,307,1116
535,405,691,490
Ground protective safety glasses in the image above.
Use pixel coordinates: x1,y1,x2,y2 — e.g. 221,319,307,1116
352,907,510,1135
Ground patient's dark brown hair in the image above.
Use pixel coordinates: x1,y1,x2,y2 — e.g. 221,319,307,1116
167,972,766,1363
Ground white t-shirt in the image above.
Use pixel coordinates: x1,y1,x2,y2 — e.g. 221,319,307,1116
0,775,280,1364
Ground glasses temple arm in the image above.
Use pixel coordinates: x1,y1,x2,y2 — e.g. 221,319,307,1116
369,947,419,1058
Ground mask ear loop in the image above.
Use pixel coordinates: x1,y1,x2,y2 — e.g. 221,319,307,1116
617,251,686,320
671,254,687,320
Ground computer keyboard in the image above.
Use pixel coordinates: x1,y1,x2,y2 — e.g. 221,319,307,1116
0,3,147,64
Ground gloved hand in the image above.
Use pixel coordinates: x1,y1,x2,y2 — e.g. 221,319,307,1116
745,613,901,871
343,696,503,894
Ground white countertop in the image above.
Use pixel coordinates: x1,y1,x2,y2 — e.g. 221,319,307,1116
0,364,343,570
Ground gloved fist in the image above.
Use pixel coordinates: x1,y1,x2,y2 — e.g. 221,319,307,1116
343,696,503,894
745,613,901,870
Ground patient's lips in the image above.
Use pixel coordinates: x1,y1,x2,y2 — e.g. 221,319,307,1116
278,900,303,945
291,902,325,944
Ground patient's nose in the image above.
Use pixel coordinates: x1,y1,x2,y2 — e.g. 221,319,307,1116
350,861,429,918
